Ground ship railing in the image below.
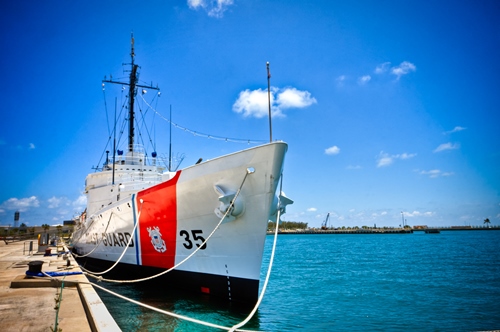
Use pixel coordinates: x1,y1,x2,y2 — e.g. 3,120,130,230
109,144,168,168
106,172,162,186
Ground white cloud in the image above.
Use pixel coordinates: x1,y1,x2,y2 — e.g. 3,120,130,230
358,75,371,85
233,86,316,118
232,88,270,118
29,143,35,149
47,196,73,209
187,0,234,18
377,152,394,167
375,62,391,74
445,126,467,134
391,61,416,79
307,207,317,212
48,197,62,209
336,75,346,86
418,169,454,178
73,195,87,209
0,196,40,212
325,145,340,155
276,87,316,109
433,142,460,153
376,151,416,167
404,210,435,218
346,165,362,170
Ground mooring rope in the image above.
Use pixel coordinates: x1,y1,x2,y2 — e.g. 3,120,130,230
52,276,66,332
139,94,266,144
84,168,253,284
72,212,114,259
80,199,144,276
34,183,283,331
88,281,256,331
229,174,288,330
229,194,281,331
70,214,100,248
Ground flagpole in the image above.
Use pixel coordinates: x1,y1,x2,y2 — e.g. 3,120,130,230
267,62,272,142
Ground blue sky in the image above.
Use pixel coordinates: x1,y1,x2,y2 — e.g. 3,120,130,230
1,0,499,228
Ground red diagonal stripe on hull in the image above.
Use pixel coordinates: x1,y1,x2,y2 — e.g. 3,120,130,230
137,171,181,269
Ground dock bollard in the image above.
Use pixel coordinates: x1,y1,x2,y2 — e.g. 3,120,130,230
28,261,44,273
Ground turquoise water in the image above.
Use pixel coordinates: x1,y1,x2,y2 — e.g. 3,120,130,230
96,231,500,331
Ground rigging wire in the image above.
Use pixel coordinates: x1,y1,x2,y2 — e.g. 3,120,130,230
102,84,111,136
96,83,266,171
139,94,267,144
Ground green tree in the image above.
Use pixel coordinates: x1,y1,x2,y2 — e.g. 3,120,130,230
42,224,50,232
484,218,491,227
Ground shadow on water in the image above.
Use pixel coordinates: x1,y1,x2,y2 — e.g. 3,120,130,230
94,278,261,331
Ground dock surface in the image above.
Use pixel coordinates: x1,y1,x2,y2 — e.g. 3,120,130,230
0,238,120,332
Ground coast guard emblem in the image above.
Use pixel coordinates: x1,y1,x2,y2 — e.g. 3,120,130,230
147,226,167,253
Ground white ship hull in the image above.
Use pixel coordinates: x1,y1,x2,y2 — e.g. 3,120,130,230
73,142,288,303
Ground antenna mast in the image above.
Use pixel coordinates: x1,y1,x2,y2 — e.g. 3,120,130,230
128,34,138,151
169,105,172,171
102,33,159,152
267,62,272,142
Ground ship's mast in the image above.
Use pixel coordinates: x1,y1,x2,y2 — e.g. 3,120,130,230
128,36,138,151
103,33,159,153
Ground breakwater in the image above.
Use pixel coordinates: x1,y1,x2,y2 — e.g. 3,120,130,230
268,226,500,235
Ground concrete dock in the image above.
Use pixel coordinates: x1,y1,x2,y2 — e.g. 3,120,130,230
0,238,120,332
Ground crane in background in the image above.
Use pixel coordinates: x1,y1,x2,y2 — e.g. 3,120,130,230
321,213,330,230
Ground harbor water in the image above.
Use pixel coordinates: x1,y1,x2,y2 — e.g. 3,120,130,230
95,230,500,331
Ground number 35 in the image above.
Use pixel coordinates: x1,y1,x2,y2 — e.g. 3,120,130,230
179,229,207,250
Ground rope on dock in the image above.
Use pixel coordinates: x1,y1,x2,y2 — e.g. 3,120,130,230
52,276,66,332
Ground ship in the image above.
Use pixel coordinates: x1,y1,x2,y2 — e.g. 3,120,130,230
72,37,292,304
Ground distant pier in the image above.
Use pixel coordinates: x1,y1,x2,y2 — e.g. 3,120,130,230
268,226,500,235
